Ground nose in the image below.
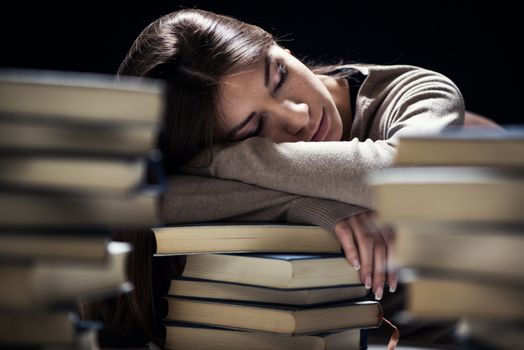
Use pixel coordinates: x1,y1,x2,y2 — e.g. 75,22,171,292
278,100,310,135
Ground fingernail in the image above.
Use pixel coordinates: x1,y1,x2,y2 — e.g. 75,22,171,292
352,259,361,270
375,286,383,300
365,275,372,289
389,282,397,293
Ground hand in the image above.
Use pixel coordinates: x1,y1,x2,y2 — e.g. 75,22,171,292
334,211,397,300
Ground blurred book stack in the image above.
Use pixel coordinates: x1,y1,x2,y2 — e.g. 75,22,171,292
0,68,166,349
153,223,384,350
368,126,524,349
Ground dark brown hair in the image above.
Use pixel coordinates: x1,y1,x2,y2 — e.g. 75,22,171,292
79,8,277,348
118,8,275,173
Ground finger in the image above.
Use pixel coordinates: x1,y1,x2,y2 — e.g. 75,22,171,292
387,263,399,293
348,215,374,290
333,220,360,270
372,235,387,300
379,225,398,293
377,222,395,247
360,212,388,298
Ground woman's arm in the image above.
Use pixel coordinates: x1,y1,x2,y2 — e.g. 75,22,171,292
162,174,397,298
180,65,465,208
163,174,398,298
161,174,368,231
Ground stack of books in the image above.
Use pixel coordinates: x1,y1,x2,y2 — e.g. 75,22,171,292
0,68,166,349
153,223,384,350
368,126,524,348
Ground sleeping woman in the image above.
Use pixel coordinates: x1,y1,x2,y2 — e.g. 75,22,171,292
84,7,503,347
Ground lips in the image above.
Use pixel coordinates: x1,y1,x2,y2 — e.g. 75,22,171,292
311,108,328,141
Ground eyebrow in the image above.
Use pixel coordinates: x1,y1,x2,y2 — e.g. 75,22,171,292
227,55,271,140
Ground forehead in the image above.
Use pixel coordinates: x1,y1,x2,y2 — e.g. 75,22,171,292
216,57,267,132
219,59,266,102
218,44,285,101
216,45,287,135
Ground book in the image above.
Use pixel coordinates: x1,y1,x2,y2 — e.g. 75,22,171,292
0,118,156,156
169,278,368,306
0,311,100,347
0,233,108,263
457,319,524,350
394,126,524,167
180,253,361,289
400,270,524,321
0,68,165,126
391,223,524,280
0,241,132,310
0,155,145,193
153,223,341,255
166,298,382,335
165,322,364,350
368,166,524,223
0,189,158,228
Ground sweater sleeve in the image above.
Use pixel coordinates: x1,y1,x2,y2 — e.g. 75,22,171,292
179,65,465,209
161,174,368,232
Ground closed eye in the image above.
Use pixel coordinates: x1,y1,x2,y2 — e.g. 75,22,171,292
275,62,288,93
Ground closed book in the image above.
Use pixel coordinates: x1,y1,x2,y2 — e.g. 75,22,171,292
369,166,524,223
0,311,100,347
401,270,524,321
0,241,132,310
0,233,108,263
166,298,382,335
180,253,361,289
0,119,156,156
0,155,145,193
169,278,368,306
394,126,524,167
392,223,524,280
165,322,364,350
153,223,341,255
0,68,165,126
0,189,158,228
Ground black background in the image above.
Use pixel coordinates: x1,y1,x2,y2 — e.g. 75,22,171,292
1,1,521,124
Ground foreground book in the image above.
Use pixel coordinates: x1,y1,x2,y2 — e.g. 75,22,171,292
0,118,157,156
165,322,364,350
369,166,524,223
0,155,146,193
153,223,341,255
0,233,108,263
166,298,381,335
0,241,132,310
457,318,524,350
0,68,165,125
392,223,524,280
401,270,524,321
180,253,361,289
0,311,100,347
0,190,158,228
169,278,368,306
394,126,524,167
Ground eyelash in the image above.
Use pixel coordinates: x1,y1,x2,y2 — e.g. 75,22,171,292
275,62,288,92
251,116,265,137
249,63,287,138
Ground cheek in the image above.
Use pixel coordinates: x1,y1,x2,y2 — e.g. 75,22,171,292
290,74,327,101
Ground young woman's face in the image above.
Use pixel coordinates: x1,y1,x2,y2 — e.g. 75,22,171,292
216,45,345,143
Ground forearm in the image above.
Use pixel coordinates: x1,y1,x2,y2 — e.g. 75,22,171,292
161,174,368,232
180,138,395,209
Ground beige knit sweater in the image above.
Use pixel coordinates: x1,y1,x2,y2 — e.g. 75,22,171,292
161,65,465,231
